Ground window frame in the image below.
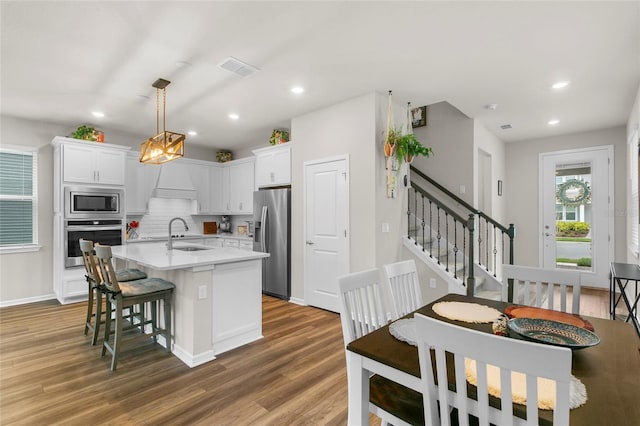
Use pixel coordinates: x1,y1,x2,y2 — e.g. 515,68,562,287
0,145,40,253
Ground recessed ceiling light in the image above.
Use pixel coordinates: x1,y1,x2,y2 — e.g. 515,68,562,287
291,86,304,94
188,131,197,136
552,81,570,90
485,104,498,110
175,61,191,68
548,119,560,125
92,111,105,118
229,113,239,120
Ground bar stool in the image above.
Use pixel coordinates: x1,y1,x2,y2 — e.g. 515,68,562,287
94,244,175,372
79,239,147,345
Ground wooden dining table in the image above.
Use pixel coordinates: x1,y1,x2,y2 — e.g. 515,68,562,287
346,293,640,425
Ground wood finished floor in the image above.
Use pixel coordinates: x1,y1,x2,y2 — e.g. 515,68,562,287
0,289,610,425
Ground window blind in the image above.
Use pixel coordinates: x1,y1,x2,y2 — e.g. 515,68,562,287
0,147,37,246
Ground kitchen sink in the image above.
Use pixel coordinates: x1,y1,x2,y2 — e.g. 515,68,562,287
173,246,210,252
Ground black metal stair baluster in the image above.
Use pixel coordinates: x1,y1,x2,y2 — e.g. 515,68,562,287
421,194,425,251
407,188,412,240
477,217,482,269
444,212,450,272
436,206,441,265
429,200,434,259
485,218,489,271
453,220,459,279
462,222,467,288
414,191,419,246
492,225,498,277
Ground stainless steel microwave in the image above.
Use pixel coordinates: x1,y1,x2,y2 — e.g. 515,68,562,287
64,187,123,219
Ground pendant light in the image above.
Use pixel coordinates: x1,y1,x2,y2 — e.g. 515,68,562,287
139,78,185,164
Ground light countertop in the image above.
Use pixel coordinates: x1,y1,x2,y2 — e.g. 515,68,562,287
126,233,253,244
111,242,268,270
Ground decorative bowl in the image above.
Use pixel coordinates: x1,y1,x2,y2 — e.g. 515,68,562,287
507,318,600,350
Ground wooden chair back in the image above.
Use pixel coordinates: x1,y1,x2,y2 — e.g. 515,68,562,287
93,244,122,294
383,259,423,319
337,268,388,347
414,313,572,425
502,264,582,314
79,239,100,284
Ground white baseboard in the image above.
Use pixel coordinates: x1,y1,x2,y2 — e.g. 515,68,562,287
288,297,306,306
0,293,57,308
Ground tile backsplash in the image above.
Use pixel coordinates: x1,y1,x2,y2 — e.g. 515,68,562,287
127,198,253,238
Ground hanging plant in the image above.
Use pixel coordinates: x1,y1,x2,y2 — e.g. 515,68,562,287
384,128,400,157
395,133,433,164
556,179,591,207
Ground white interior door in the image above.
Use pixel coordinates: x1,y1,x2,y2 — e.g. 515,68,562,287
304,156,349,312
540,146,613,287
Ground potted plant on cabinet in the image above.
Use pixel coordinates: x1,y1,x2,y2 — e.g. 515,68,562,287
395,133,433,164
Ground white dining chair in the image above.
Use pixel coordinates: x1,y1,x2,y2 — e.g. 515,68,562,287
501,264,582,314
338,268,410,426
383,259,424,320
414,313,572,426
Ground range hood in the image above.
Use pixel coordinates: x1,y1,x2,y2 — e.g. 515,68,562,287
152,162,197,200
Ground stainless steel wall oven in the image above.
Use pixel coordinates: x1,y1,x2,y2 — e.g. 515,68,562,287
64,219,123,268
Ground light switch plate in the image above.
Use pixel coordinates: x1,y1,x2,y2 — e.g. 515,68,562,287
198,285,207,300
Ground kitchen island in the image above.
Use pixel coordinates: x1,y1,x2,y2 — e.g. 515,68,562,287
111,242,269,368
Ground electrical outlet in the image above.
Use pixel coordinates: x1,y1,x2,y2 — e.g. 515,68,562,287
459,185,466,194
382,222,390,233
198,285,207,300
429,278,437,288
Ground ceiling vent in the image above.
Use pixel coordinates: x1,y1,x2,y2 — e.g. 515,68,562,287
500,124,513,130
218,56,259,77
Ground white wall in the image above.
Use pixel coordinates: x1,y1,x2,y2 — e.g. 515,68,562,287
290,93,378,300
505,126,627,268
626,85,640,264
474,121,506,225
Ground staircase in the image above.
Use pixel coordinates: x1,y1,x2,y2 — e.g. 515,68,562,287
404,166,516,299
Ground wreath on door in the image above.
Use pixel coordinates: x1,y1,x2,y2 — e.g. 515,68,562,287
556,179,591,207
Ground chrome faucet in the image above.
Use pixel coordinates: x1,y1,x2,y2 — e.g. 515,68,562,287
167,217,189,250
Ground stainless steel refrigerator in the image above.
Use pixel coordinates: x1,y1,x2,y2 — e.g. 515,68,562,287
253,188,291,299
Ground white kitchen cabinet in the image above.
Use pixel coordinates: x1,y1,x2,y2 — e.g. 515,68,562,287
239,240,253,251
125,153,160,214
220,237,253,250
228,159,254,213
189,164,213,214
61,140,126,185
203,237,224,248
212,158,254,214
253,144,291,188
210,165,227,214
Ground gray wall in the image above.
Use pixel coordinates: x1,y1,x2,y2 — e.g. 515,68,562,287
505,126,627,268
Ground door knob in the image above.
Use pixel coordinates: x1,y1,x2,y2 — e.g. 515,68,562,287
305,240,315,245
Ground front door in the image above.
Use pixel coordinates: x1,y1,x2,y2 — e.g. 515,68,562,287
540,146,613,287
304,156,349,312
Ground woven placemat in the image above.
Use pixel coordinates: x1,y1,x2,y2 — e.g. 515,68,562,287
432,301,502,323
465,358,587,410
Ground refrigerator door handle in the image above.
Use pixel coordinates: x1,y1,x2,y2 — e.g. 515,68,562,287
260,205,268,252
